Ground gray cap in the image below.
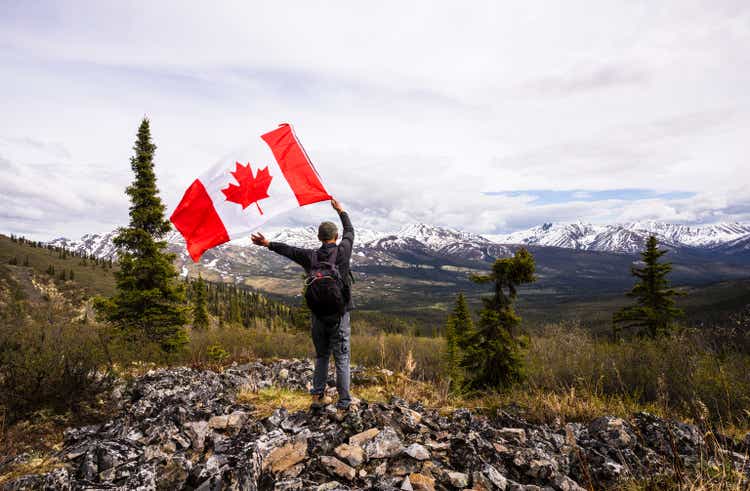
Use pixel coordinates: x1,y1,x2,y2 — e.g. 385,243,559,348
318,221,338,241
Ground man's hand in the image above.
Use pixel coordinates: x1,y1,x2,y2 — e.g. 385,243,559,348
331,197,345,214
250,232,270,247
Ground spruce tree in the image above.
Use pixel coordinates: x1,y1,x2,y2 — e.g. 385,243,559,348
192,275,209,329
461,248,535,390
614,235,683,338
451,292,475,352
444,293,474,384
444,315,459,380
94,118,188,351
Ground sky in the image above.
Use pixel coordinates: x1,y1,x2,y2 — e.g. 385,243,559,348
1,0,749,240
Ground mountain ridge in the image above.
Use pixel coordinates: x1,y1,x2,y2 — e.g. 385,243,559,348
48,220,750,259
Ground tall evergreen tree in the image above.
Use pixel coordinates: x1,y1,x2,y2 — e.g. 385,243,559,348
94,118,188,351
614,235,683,338
192,275,209,329
461,248,535,390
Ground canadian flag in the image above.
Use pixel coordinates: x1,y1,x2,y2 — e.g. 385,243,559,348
170,124,331,261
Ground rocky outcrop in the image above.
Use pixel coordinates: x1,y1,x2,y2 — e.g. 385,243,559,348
3,360,749,490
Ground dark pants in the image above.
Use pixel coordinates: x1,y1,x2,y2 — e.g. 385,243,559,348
310,312,351,408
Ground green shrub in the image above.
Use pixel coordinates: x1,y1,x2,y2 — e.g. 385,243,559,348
206,344,230,363
526,323,750,426
0,298,111,423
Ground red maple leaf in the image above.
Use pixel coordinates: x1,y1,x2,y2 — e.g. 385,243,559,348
221,161,273,215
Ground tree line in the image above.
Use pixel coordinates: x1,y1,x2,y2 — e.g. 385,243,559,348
444,233,684,393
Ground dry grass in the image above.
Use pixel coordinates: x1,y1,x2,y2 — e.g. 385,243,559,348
235,387,312,418
0,410,68,484
487,386,668,425
0,453,64,486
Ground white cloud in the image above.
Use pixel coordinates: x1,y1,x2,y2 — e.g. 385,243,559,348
1,1,749,239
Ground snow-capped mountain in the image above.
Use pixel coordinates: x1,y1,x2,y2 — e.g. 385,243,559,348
490,222,604,250
490,221,750,254
47,221,750,265
375,223,513,262
714,235,750,255
624,222,750,248
48,231,121,260
42,221,750,303
231,226,384,249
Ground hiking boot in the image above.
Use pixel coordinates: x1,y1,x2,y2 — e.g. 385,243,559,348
310,394,333,409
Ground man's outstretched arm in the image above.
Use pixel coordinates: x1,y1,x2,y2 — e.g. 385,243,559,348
250,232,311,269
331,198,354,259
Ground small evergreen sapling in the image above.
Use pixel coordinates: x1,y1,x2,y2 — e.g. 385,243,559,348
444,292,474,385
192,275,210,329
614,235,683,338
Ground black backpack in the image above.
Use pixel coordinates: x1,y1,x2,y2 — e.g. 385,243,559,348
304,247,346,319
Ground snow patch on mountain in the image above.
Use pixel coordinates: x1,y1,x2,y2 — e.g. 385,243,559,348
46,221,750,261
490,221,750,253
48,231,121,260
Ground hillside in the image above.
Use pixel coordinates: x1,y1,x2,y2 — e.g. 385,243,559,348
41,221,750,327
7,230,750,331
3,232,750,490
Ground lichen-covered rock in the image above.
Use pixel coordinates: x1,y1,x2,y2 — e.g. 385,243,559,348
3,359,749,491
408,472,435,491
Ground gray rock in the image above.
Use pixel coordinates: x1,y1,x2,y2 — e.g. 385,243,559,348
588,416,634,448
404,443,430,461
446,470,469,488
208,414,229,430
497,427,527,444
364,427,403,459
350,427,380,445
4,360,747,491
334,443,366,467
316,481,347,491
183,420,210,451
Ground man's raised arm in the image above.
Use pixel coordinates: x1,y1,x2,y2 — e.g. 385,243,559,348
250,232,312,269
331,198,354,258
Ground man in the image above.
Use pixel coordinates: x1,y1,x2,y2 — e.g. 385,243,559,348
250,198,354,410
